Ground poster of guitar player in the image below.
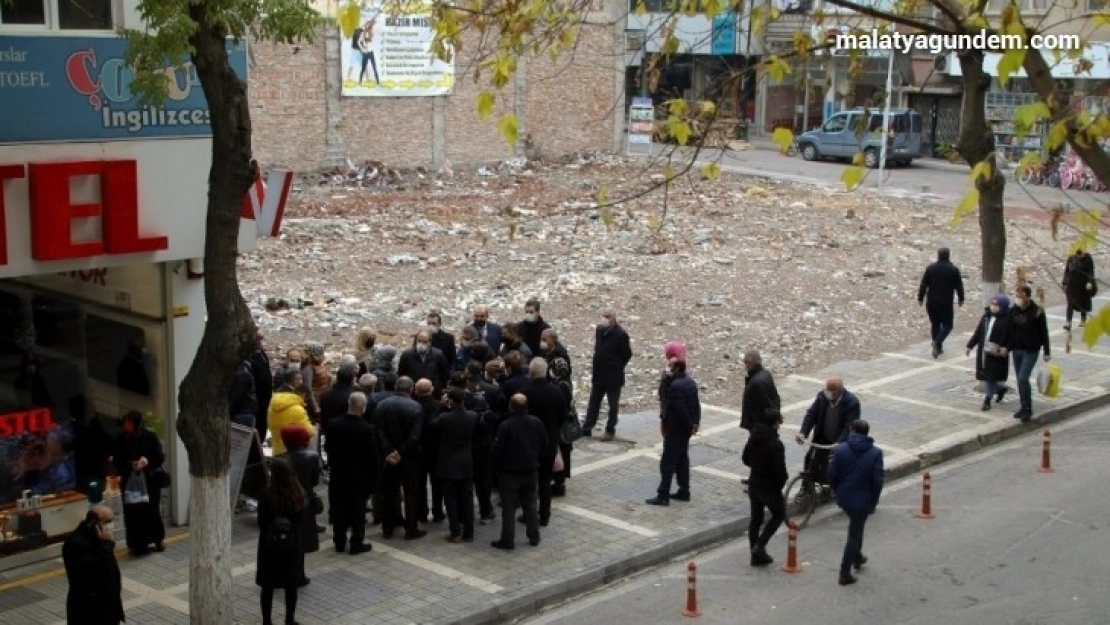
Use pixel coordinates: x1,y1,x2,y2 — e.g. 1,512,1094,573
338,0,455,97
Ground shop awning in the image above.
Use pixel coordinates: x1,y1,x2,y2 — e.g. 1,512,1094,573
945,43,1110,79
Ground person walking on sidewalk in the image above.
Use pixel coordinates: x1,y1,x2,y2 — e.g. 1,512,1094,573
582,309,633,441
966,294,1013,411
742,410,788,566
918,247,965,358
647,343,700,506
1062,247,1096,331
739,349,780,485
828,419,884,586
1004,285,1051,421
63,505,124,625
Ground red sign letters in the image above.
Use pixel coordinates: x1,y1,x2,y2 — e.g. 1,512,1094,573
0,159,169,265
0,408,55,438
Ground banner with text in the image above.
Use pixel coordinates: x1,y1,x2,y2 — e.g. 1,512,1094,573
0,36,247,144
339,0,455,97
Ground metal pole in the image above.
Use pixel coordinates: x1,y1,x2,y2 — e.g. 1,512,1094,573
878,24,895,188
802,58,810,133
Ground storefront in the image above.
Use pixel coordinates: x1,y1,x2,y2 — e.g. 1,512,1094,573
0,22,257,568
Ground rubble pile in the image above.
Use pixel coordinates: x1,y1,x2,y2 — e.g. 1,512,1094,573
240,158,1068,411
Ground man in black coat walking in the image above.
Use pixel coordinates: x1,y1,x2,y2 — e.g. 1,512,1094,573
376,377,427,540
582,308,633,441
918,247,966,358
520,358,567,525
647,360,700,505
249,330,273,444
63,505,124,625
740,349,780,486
742,410,788,567
490,394,548,550
324,392,376,555
435,387,482,542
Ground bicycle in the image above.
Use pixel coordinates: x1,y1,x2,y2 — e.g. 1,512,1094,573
782,439,838,530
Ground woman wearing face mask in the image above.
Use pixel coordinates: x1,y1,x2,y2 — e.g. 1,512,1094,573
966,294,1012,411
112,411,166,555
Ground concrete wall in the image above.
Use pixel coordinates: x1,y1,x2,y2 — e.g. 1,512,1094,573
249,16,624,171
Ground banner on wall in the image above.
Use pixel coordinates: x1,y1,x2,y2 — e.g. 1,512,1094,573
338,0,455,97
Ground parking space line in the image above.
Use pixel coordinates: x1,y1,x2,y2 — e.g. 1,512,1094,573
574,449,655,476
555,504,659,538
373,543,503,593
791,374,825,385
870,391,993,418
691,465,748,482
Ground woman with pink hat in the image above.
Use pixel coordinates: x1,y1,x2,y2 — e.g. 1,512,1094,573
646,341,701,506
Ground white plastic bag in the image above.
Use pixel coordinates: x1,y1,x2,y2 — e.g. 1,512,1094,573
553,449,565,473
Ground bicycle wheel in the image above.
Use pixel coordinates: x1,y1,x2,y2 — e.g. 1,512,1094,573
783,474,817,529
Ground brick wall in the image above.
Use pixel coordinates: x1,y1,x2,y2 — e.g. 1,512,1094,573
249,20,621,172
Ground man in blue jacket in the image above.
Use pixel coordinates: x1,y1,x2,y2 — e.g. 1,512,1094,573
827,420,884,586
795,376,860,491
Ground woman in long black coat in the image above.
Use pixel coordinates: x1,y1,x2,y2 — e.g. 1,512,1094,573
1063,248,1096,329
279,425,321,586
112,411,166,554
966,294,1013,411
256,459,307,625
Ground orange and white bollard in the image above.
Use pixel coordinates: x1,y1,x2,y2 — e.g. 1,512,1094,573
681,561,701,617
1038,430,1054,473
781,520,802,574
914,471,935,519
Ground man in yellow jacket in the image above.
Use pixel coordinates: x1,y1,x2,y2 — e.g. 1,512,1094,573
268,367,316,456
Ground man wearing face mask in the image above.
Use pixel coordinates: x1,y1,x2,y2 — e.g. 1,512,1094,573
470,305,503,354
63,505,125,624
398,330,450,396
520,299,551,355
419,311,457,367
540,328,572,376
795,376,860,491
582,309,634,441
1003,285,1051,421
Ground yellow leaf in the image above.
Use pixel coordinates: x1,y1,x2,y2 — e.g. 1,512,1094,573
1014,101,1051,137
667,98,688,117
665,165,677,186
841,165,864,191
997,49,1026,87
700,162,721,180
635,0,647,16
508,223,517,242
950,189,980,227
970,160,991,183
963,12,988,30
763,55,792,83
1045,121,1068,152
1015,151,1041,178
647,216,662,233
852,151,864,167
597,184,609,206
476,91,495,121
699,100,716,115
600,207,614,232
702,0,723,20
1095,13,1110,27
338,2,361,38
1082,311,1103,349
771,127,794,152
664,35,682,56
497,114,519,147
667,118,692,145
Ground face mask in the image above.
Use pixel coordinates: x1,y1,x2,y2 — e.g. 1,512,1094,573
428,325,439,334
525,314,537,323
823,390,839,402
600,318,610,327
989,304,1000,314
416,343,430,354
473,320,486,328
540,340,549,351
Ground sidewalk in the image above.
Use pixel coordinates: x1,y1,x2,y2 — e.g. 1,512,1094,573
1,301,1107,625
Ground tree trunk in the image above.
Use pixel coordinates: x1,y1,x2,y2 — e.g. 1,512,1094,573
957,52,1007,306
1022,50,1110,187
178,10,259,624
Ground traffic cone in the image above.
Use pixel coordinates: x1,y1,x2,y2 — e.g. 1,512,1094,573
1038,430,1054,473
681,561,701,617
781,521,802,574
914,471,935,519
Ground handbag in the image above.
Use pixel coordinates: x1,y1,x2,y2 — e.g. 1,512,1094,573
558,384,583,444
150,466,172,490
123,471,150,504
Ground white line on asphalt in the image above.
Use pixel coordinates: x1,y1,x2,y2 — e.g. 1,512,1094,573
642,451,748,482
854,363,949,391
791,374,825,385
121,577,190,613
574,449,655,476
870,391,991,418
1064,348,1110,360
373,543,504,593
555,504,660,537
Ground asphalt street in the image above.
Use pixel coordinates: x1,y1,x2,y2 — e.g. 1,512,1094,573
665,142,1108,212
524,406,1110,625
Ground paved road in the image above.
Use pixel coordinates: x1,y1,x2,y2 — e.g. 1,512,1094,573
658,141,1108,212
525,405,1110,625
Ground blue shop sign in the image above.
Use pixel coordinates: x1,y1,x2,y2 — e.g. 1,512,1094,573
711,14,737,55
0,35,248,144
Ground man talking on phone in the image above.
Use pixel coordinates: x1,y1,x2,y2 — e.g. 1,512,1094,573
63,505,125,624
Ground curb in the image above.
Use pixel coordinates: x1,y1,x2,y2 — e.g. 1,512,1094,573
446,391,1110,625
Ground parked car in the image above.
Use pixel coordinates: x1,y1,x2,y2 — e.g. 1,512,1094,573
796,108,924,168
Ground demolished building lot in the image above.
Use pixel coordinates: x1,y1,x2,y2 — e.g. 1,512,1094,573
241,153,1068,411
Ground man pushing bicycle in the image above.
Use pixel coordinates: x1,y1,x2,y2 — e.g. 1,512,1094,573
795,376,861,489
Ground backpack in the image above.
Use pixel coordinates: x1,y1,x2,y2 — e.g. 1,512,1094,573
267,515,298,555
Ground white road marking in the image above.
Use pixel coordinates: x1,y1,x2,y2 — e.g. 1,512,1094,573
1064,348,1110,360
642,451,748,482
870,391,993,418
791,374,826,385
121,577,190,613
574,449,656,476
373,542,503,593
555,504,660,537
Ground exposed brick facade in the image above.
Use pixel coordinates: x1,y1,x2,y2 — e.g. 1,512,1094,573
249,20,621,171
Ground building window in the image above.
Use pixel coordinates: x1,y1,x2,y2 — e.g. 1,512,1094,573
0,0,47,26
0,0,114,29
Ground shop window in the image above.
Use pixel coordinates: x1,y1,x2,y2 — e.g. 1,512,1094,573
0,0,46,26
58,0,113,29
85,314,153,397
